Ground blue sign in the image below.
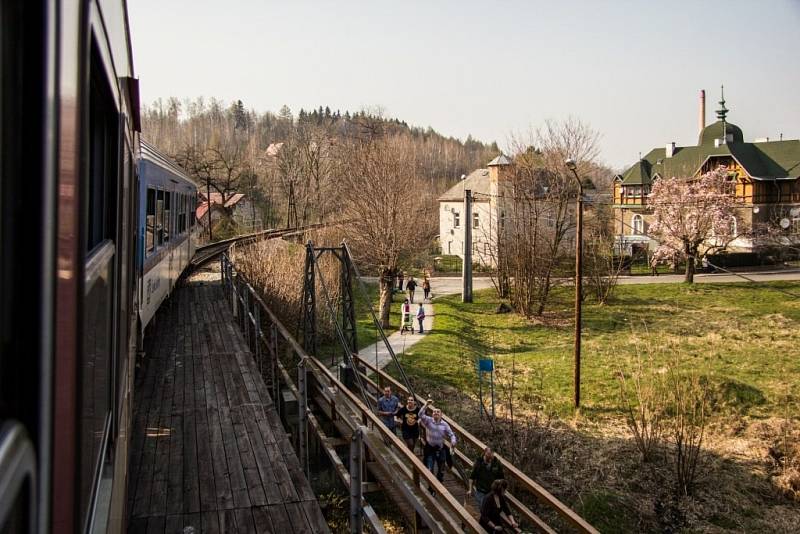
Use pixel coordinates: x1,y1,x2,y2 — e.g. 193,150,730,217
478,359,494,372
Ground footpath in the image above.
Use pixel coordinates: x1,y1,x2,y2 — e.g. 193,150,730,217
358,289,435,371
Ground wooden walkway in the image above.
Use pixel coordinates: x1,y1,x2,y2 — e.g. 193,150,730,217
127,278,329,534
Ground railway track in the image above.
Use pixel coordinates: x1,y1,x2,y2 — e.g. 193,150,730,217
189,222,337,269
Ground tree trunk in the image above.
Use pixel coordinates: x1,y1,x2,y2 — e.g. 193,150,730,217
685,255,695,284
378,268,393,329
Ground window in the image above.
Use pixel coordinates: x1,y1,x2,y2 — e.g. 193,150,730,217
190,196,196,228
454,211,460,228
730,216,738,237
163,191,171,242
473,241,479,254
156,189,164,246
500,211,506,229
632,214,644,235
145,188,155,254
473,212,479,229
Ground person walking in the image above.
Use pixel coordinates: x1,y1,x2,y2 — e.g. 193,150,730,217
401,299,413,334
377,386,400,433
397,270,405,291
479,479,521,533
418,399,456,493
469,447,505,510
395,396,421,451
406,276,417,303
416,303,426,334
423,277,431,301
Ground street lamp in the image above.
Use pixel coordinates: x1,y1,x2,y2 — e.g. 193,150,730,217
565,158,583,409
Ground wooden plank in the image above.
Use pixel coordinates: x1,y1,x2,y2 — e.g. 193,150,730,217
148,349,176,516
201,352,234,510
251,506,276,534
300,499,331,534
166,352,185,516
200,511,220,534
221,353,268,507
193,351,217,513
218,509,238,534
182,349,200,514
128,517,148,534
209,353,251,509
233,508,258,534
145,515,165,534
285,502,312,534
164,514,183,534
266,505,292,534
183,512,201,534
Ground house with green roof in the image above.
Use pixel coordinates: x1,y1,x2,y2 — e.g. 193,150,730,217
613,88,800,256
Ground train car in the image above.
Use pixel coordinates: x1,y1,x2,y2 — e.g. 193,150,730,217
0,1,200,533
137,141,198,331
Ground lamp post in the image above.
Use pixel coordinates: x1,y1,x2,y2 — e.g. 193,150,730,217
565,158,583,409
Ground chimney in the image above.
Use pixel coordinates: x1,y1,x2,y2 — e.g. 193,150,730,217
665,142,676,158
698,89,706,135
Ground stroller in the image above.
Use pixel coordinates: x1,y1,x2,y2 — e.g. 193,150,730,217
400,311,415,334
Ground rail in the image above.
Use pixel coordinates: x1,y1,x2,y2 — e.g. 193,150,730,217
191,221,342,268
220,253,486,533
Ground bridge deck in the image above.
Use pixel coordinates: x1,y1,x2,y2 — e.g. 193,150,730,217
127,276,328,533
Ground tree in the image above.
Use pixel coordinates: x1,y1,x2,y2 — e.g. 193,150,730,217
649,168,739,283
337,135,434,327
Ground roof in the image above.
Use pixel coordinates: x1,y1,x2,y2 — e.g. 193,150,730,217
620,139,800,186
140,139,197,186
699,120,744,146
487,154,512,166
195,193,246,220
437,168,491,201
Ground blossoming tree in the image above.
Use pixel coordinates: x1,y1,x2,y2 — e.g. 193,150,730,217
649,168,739,283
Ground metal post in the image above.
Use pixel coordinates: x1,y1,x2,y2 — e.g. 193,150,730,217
340,244,358,358
478,369,483,418
254,304,262,374
349,427,364,534
302,242,317,357
490,367,495,418
297,359,309,475
462,189,473,303
572,175,584,409
270,323,279,401
206,175,213,241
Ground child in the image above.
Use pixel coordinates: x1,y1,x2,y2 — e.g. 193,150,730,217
416,303,426,334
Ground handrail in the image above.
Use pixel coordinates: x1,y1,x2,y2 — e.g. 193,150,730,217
221,253,485,533
354,355,599,534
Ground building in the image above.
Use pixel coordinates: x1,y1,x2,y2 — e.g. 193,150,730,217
438,155,512,266
196,192,262,233
614,89,800,256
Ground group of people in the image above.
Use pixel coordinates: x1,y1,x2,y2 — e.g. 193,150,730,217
395,270,432,302
376,387,521,532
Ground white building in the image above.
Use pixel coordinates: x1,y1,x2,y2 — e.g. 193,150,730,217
438,155,512,266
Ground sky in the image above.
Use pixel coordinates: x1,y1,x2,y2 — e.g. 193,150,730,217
128,0,800,170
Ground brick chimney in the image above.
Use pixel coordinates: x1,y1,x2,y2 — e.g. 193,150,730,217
699,89,706,136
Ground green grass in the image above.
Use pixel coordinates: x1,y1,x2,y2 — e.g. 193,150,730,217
389,281,800,419
353,283,401,350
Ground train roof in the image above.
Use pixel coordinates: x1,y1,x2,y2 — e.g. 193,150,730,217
140,139,198,189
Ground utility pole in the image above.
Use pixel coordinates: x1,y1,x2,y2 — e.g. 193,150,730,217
462,188,473,303
565,159,583,409
206,175,213,242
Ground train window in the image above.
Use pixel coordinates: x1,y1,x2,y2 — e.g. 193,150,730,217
156,189,164,247
163,191,171,243
178,194,186,234
145,188,155,254
86,46,119,252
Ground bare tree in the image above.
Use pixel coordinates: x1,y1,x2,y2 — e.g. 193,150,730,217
337,135,435,327
493,119,601,317
584,202,626,304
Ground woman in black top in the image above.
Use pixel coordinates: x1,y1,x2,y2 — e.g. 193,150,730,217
479,479,521,533
395,396,421,451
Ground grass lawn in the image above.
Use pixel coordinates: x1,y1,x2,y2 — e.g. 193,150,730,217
391,281,800,419
353,282,401,350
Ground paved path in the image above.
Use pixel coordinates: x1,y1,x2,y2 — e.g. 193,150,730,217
358,295,434,370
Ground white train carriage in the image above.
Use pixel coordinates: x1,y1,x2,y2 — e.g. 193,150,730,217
138,141,199,329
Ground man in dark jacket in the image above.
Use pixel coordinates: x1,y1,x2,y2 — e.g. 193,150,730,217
469,447,505,509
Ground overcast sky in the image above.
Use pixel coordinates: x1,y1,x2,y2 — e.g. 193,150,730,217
128,0,800,169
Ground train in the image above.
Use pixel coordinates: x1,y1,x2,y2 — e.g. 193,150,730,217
0,1,198,533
